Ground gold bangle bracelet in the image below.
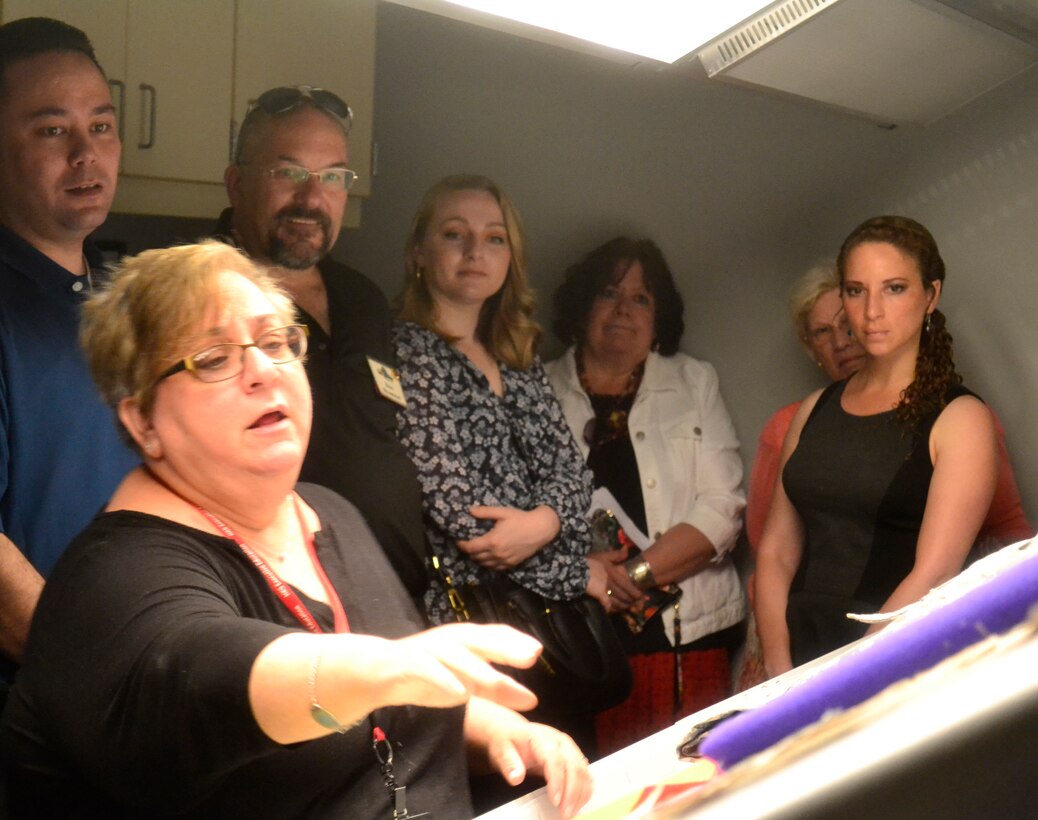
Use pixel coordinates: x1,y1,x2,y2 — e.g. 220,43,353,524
625,556,657,591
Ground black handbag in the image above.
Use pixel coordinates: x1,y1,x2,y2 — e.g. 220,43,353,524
438,564,633,717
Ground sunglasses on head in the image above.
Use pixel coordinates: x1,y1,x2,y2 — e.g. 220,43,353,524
248,85,353,133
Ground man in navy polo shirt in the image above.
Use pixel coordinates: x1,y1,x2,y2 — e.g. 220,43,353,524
0,18,137,672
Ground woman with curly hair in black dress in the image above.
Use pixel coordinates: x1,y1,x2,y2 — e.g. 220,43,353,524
756,216,1000,675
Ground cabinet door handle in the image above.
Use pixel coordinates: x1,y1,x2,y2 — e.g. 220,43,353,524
138,83,157,150
229,119,238,164
108,79,126,143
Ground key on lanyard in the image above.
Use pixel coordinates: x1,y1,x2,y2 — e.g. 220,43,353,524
373,727,431,819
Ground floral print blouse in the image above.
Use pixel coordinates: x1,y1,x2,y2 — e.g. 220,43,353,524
393,321,593,624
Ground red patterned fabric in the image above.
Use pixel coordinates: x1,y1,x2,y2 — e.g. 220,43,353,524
594,649,732,758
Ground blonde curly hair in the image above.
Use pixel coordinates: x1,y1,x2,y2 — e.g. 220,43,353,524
81,241,296,433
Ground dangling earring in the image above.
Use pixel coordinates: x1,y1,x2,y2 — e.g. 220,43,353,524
924,312,933,334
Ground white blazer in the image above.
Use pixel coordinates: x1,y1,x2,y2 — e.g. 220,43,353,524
546,348,746,645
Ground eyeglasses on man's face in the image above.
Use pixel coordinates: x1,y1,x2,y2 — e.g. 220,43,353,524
156,324,309,385
265,164,357,191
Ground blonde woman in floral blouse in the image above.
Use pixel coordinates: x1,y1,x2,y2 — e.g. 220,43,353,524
392,177,613,777
393,175,609,629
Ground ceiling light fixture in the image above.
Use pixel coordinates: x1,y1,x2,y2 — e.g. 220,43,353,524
439,0,780,63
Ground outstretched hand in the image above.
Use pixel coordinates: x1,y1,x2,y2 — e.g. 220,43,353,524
467,698,592,819
380,624,542,713
488,720,592,818
251,624,543,745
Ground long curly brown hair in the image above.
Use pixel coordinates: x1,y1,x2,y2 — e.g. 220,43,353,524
836,215,962,431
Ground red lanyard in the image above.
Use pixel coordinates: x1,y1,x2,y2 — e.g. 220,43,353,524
195,496,350,635
141,467,349,635
144,469,412,816
199,497,408,815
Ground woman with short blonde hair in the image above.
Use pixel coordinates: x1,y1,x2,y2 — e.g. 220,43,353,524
3,241,592,818
788,260,841,347
84,240,294,421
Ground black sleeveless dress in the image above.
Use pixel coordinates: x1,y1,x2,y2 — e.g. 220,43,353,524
781,380,976,666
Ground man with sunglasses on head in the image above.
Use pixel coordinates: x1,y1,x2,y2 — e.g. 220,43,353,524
215,86,430,603
0,18,138,678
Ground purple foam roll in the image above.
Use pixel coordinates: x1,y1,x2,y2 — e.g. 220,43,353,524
701,550,1038,768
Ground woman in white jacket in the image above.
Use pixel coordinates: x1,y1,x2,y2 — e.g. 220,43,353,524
546,237,746,756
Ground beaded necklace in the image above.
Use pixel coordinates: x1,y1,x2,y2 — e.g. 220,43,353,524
577,349,645,448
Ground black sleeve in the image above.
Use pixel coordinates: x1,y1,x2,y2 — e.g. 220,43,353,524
11,516,289,809
4,489,468,818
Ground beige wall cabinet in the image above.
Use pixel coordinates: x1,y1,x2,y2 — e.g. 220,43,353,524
1,0,375,220
123,1,235,182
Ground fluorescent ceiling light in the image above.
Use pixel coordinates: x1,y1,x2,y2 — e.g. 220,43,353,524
439,1,777,63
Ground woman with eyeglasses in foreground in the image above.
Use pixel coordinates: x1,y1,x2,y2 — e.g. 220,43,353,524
546,237,746,758
0,241,591,819
755,216,1001,677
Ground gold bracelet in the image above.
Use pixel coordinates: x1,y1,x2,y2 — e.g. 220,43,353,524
308,646,348,734
625,556,657,591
